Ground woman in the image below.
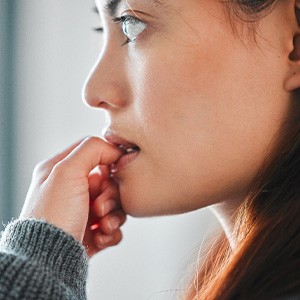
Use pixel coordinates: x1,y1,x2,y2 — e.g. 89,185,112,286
1,0,300,299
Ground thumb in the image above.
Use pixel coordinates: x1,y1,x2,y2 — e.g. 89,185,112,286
62,137,124,176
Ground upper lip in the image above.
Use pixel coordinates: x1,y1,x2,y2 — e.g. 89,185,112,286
104,129,140,151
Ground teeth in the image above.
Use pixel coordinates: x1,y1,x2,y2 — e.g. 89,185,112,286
110,163,118,174
126,147,137,154
118,144,140,154
118,145,127,151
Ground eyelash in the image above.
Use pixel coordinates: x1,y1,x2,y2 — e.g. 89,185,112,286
93,15,144,47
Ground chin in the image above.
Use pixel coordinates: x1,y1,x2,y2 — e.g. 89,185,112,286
119,194,155,217
117,184,197,218
113,171,155,217
114,169,209,217
117,184,162,217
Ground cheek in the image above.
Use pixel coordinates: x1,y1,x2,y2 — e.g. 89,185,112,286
120,68,249,215
120,36,289,217
131,48,206,141
120,58,210,215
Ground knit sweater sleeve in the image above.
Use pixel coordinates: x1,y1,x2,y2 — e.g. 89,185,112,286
0,219,88,300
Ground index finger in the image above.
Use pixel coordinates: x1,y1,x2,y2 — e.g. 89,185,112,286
62,137,124,176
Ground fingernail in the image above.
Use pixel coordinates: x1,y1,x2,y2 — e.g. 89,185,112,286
109,216,120,231
99,234,113,246
102,199,117,215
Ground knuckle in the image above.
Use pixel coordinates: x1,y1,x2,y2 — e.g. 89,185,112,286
114,230,123,242
119,216,126,226
51,160,70,176
107,232,122,246
33,160,48,174
97,234,113,248
33,160,52,180
84,136,102,146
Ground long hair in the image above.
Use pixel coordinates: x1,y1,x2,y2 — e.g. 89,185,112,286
187,115,300,299
186,1,300,298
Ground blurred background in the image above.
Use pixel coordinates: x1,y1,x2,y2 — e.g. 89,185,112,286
0,1,219,299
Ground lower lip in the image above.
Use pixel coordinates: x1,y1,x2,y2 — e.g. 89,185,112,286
114,150,140,173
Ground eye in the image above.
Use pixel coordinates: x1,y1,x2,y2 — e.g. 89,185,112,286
112,15,147,46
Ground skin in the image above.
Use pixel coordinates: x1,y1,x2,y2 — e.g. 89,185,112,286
21,0,300,253
20,138,127,257
85,1,300,218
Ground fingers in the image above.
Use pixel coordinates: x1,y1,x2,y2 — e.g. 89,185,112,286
38,138,86,169
33,137,120,184
91,185,120,217
83,226,123,257
33,138,87,182
62,137,124,176
86,176,125,255
95,210,126,235
47,138,86,164
86,208,126,255
98,165,111,178
88,168,103,200
88,165,116,200
89,175,124,234
94,229,123,250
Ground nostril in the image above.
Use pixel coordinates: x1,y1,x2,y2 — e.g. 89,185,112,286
97,101,111,110
81,87,108,109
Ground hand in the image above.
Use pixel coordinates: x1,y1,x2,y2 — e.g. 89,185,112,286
20,137,126,257
83,164,127,257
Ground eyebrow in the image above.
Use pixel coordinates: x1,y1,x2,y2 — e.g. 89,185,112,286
104,0,120,16
102,0,164,17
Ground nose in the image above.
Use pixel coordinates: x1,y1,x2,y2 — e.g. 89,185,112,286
82,46,128,110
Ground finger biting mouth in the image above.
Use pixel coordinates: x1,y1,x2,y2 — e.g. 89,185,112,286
117,144,140,154
110,145,140,176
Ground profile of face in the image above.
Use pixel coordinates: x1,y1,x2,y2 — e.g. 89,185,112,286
83,0,300,217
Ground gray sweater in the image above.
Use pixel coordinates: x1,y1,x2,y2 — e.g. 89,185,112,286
0,218,88,300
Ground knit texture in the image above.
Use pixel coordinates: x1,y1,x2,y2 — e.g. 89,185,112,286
0,218,88,300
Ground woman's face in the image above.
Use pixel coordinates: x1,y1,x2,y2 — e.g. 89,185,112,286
83,0,296,216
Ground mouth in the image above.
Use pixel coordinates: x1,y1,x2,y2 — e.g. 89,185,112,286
116,144,140,154
111,144,141,175
104,129,140,153
104,129,141,174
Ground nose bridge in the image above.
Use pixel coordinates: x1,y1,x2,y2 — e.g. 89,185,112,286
82,45,127,110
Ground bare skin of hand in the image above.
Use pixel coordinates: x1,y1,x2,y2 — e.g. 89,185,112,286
19,137,127,258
